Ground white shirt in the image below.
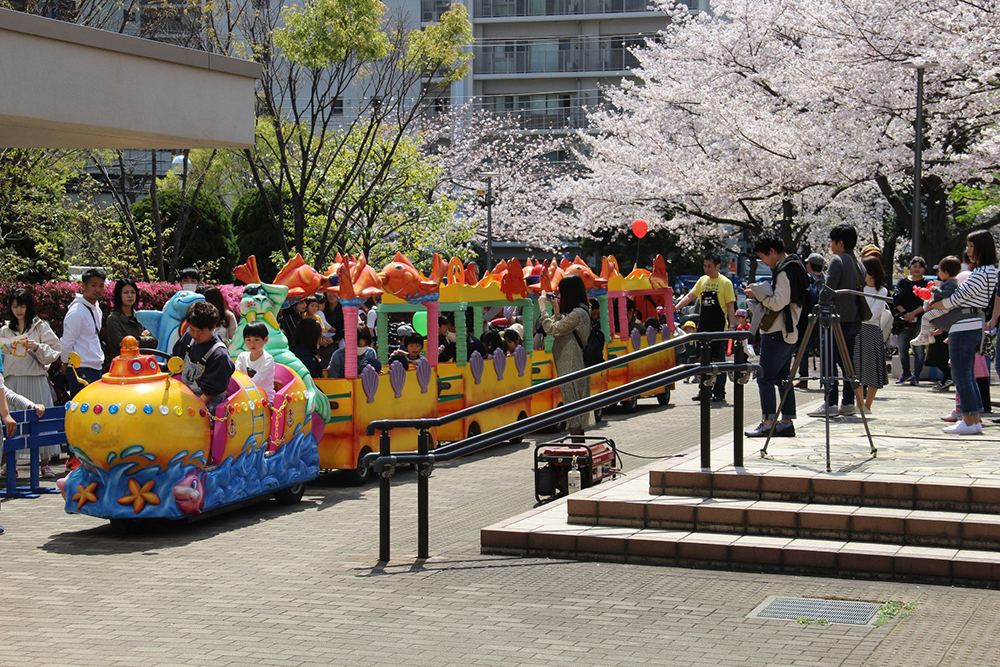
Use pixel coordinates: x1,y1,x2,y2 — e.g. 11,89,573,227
235,350,275,402
365,306,378,329
862,286,888,325
61,295,104,370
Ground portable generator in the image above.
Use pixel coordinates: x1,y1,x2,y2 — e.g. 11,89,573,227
533,436,619,503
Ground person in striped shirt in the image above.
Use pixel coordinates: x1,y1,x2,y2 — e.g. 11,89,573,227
929,230,998,435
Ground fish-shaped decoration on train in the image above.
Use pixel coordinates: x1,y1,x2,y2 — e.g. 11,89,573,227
272,253,326,301
378,252,447,302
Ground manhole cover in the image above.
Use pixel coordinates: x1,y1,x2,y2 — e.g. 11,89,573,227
748,596,881,625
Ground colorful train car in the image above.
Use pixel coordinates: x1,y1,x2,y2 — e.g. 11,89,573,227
57,337,321,528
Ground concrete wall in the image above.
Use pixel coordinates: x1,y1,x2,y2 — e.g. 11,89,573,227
0,8,261,149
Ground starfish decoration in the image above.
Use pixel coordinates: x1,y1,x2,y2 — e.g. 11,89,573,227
72,482,99,510
117,478,161,514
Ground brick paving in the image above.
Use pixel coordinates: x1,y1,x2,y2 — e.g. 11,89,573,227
4,379,1000,666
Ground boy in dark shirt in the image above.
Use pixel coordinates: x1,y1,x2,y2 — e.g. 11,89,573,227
172,301,235,418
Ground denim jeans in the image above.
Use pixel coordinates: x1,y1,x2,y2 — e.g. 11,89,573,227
823,320,861,406
67,367,101,399
897,325,925,379
758,332,797,420
949,328,984,417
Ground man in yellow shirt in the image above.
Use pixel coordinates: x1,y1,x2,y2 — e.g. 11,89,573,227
675,254,737,402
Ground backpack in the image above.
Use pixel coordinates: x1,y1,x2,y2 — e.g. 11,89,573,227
571,306,605,367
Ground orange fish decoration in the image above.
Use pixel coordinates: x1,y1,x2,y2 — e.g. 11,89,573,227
327,254,383,301
562,256,607,291
540,258,564,293
499,258,528,302
378,252,446,301
234,255,262,285
477,260,508,287
446,257,467,285
465,262,479,285
273,253,326,301
650,254,669,289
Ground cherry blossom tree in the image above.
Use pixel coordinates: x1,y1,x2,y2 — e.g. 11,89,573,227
558,0,1000,262
422,106,580,255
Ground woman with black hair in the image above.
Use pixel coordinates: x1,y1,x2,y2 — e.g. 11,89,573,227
289,317,323,379
0,288,62,477
932,230,998,434
201,286,237,346
538,274,595,438
106,279,158,355
480,329,503,358
852,255,889,413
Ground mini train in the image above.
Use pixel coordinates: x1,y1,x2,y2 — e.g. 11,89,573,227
56,251,675,526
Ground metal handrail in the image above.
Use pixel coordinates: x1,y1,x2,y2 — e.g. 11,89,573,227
367,331,757,563
367,361,751,470
366,330,753,435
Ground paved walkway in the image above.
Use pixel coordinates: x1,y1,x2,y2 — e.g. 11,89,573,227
4,379,1000,666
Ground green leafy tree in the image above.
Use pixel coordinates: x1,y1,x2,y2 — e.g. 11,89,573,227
0,149,75,281
130,188,239,282
231,1,473,266
231,185,292,282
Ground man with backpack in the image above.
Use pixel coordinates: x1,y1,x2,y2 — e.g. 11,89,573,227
674,254,737,402
743,233,809,437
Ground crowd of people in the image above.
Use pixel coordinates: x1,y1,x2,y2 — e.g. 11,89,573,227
709,225,1000,439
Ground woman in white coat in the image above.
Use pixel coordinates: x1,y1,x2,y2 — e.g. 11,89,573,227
0,288,61,477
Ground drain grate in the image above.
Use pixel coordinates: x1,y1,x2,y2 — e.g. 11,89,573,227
748,596,881,625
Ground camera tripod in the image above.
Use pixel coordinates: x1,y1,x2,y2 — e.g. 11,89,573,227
759,287,886,471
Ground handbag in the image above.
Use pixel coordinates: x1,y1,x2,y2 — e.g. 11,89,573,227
847,256,873,321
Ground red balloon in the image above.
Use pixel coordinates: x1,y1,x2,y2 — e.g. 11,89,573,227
632,218,648,239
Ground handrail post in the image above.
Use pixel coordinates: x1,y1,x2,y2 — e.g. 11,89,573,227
417,429,431,559
699,341,711,469
733,342,745,468
379,430,391,563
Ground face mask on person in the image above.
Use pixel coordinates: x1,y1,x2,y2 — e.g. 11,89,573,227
181,283,197,292
446,332,457,343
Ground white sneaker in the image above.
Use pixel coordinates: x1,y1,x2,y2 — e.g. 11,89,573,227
942,421,982,435
807,404,838,418
838,404,857,416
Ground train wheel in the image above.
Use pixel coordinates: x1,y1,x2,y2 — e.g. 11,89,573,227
345,447,374,486
656,388,671,405
620,396,638,413
545,403,566,433
467,421,481,439
594,407,604,423
274,482,306,505
508,411,529,444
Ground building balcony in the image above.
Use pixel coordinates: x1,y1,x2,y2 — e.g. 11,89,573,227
473,36,646,76
421,0,691,21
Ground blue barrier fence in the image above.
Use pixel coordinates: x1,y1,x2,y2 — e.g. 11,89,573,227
2,406,66,499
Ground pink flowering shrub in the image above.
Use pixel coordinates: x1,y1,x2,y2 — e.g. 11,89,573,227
0,282,243,337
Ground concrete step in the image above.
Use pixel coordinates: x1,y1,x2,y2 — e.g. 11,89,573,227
566,494,1000,551
480,522,1000,586
650,469,1000,513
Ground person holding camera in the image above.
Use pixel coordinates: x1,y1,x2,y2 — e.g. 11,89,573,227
743,233,808,438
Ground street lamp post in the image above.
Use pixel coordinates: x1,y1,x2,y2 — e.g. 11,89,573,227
480,171,499,270
903,61,936,258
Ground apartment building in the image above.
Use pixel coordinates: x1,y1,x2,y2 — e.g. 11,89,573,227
417,0,705,131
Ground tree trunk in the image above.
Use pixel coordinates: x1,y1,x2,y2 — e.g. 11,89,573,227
922,175,952,265
150,150,166,280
